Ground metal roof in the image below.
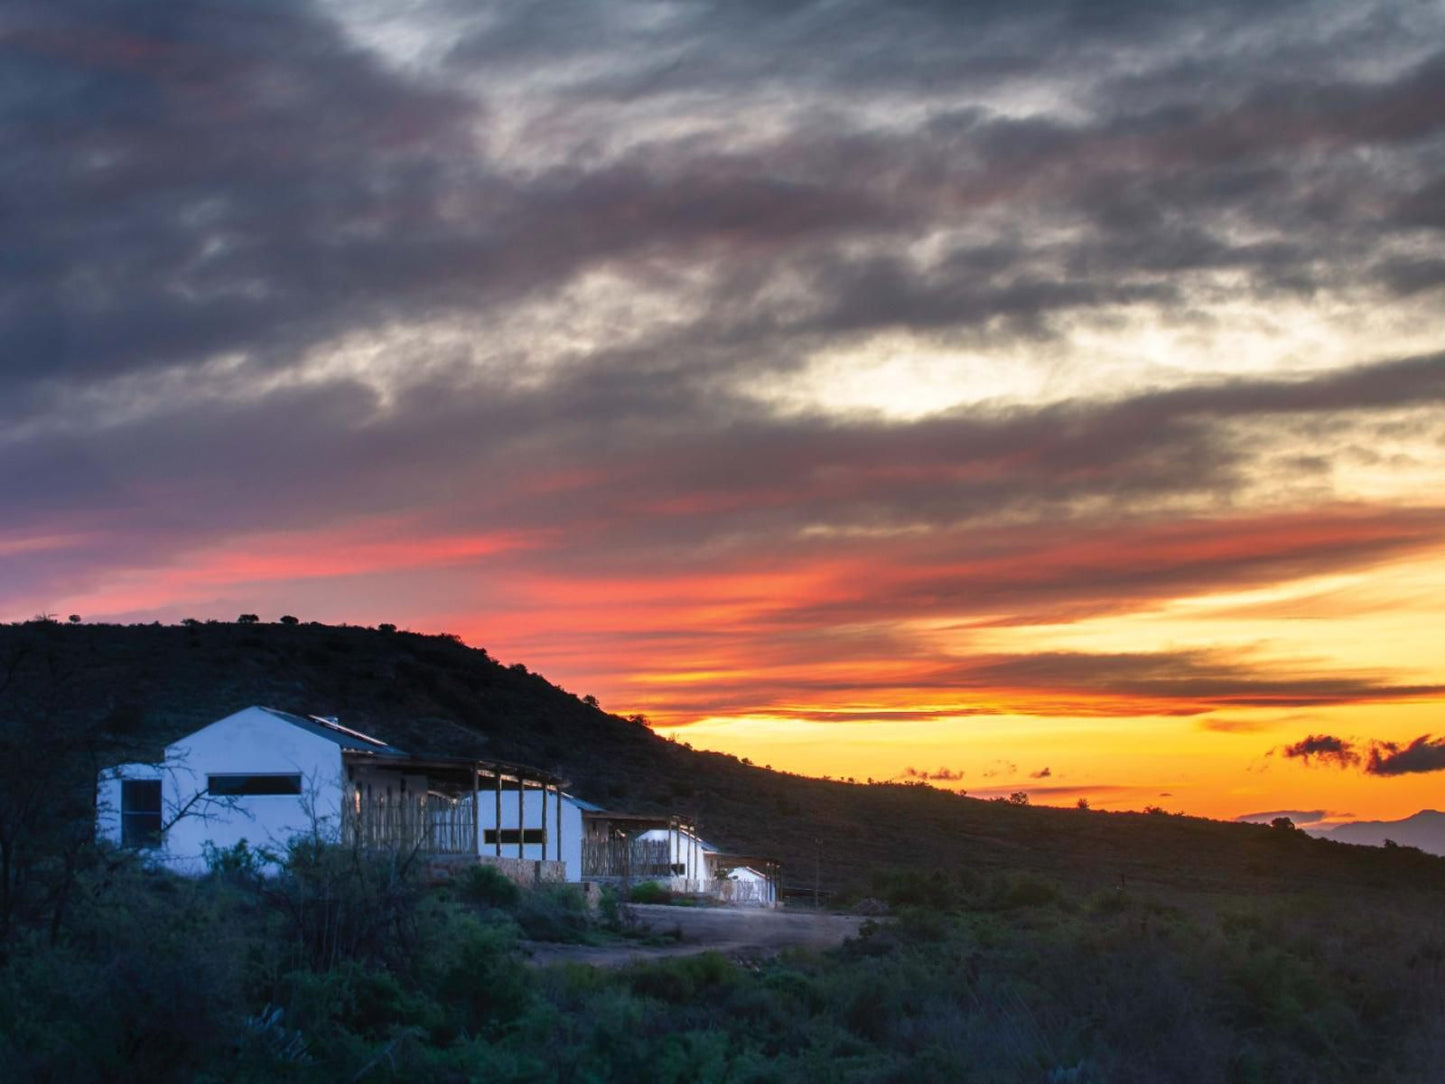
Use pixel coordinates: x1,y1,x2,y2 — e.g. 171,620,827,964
258,707,409,755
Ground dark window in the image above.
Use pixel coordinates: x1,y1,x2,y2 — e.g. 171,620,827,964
483,828,546,845
121,779,162,849
207,774,303,796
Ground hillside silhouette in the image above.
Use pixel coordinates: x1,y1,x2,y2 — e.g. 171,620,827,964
5,618,1443,899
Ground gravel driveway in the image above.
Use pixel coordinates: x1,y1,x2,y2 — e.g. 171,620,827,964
522,904,867,968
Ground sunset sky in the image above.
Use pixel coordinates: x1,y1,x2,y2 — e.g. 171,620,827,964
5,0,1445,824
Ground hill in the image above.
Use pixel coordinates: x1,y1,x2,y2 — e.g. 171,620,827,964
1315,810,1445,855
5,618,1445,901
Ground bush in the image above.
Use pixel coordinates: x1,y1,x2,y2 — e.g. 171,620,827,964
268,838,430,971
437,919,533,1036
869,868,955,911
514,884,592,943
628,880,672,905
203,838,270,883
985,872,1064,911
458,864,521,909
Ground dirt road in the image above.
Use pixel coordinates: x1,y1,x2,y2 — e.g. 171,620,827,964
522,904,867,968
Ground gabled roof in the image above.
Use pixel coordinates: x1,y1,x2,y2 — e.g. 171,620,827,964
257,707,408,755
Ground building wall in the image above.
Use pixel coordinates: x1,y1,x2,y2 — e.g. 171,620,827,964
633,826,709,882
96,761,162,847
470,787,585,882
160,706,346,873
718,866,777,906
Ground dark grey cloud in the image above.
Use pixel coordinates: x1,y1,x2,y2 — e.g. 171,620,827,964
5,350,1445,621
578,641,1444,723
953,652,1443,712
1366,735,1445,776
6,0,1443,421
1274,733,1445,778
1279,734,1361,768
2,0,476,387
900,766,964,781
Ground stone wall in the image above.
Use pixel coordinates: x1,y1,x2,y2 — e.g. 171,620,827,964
423,852,566,887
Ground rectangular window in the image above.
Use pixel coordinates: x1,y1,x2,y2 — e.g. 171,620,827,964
207,774,303,797
483,828,546,845
121,779,162,849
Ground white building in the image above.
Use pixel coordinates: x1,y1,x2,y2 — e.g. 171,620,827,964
97,706,568,876
97,705,781,902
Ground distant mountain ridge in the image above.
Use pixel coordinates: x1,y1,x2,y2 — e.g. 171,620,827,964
1310,810,1445,856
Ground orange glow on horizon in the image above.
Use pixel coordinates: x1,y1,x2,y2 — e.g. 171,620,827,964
27,506,1445,829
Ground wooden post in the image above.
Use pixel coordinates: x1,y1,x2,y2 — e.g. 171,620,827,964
493,769,501,857
517,777,525,859
555,785,562,866
540,783,548,861
471,767,480,856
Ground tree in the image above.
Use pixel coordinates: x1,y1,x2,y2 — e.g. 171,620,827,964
0,630,128,943
1007,791,1030,806
67,615,81,625
1271,816,1296,832
1076,797,1091,810
237,614,260,625
278,615,299,626
377,623,397,633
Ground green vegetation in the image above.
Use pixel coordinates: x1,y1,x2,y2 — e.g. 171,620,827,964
2,848,1442,1082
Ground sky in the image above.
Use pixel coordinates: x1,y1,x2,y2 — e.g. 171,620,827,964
5,0,1445,825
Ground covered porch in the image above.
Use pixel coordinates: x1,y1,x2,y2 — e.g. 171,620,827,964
579,811,700,881
341,751,569,863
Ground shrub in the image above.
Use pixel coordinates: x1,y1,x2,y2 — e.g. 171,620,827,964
628,951,737,1003
437,919,533,1036
628,880,672,905
869,868,954,911
268,838,430,971
458,864,522,909
985,872,1064,911
514,884,592,943
202,838,270,883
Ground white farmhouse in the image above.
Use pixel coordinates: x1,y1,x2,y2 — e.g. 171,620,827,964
97,705,781,903
97,706,568,878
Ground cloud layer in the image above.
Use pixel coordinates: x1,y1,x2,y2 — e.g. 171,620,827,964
4,0,1445,799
